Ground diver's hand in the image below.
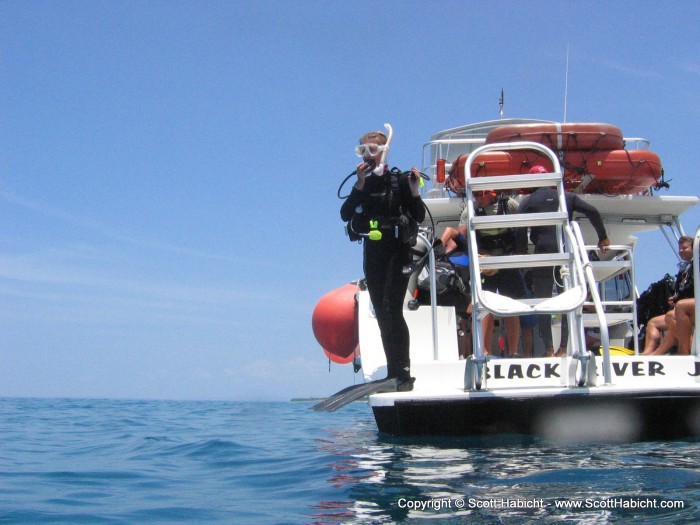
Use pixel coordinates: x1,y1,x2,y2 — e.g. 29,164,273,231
355,162,368,190
409,167,421,196
355,161,376,190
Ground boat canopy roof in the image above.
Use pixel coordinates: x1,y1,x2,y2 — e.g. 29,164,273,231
426,119,554,165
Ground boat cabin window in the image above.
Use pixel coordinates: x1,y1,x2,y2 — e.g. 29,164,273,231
602,273,632,303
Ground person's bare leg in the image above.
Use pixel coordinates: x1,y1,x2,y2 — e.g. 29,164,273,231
440,227,459,253
649,310,678,355
649,333,678,356
481,314,494,356
675,299,696,355
505,316,521,357
641,314,667,355
521,326,533,357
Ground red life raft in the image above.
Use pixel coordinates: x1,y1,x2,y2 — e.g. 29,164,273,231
447,149,663,195
447,151,531,195
562,149,662,194
485,122,625,151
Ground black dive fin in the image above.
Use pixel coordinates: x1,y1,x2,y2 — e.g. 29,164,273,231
311,382,365,411
312,378,398,412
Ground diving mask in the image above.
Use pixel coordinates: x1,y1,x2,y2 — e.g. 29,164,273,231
355,143,387,158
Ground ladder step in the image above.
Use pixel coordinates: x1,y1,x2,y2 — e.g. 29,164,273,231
472,212,568,230
467,173,562,191
480,285,586,315
582,312,634,327
589,260,632,283
478,253,574,270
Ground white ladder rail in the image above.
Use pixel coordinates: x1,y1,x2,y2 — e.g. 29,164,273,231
464,142,589,365
413,233,440,361
581,244,639,355
693,226,700,356
573,226,613,384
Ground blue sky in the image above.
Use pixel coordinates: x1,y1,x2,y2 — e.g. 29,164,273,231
2,1,699,401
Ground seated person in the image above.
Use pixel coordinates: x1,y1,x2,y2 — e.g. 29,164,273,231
641,313,677,355
444,191,525,357
674,298,696,355
642,236,694,355
440,226,468,254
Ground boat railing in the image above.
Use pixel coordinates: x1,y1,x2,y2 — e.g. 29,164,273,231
414,231,440,360
421,137,486,184
574,233,641,384
623,137,651,150
581,244,638,354
693,226,700,356
420,134,651,186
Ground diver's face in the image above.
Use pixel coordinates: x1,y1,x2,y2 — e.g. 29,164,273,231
475,192,495,208
678,241,693,261
357,139,385,164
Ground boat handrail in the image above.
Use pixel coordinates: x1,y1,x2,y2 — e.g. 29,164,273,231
414,232,440,360
424,138,487,145
693,226,700,356
422,135,652,192
623,137,651,150
584,243,639,355
575,232,611,384
421,137,487,182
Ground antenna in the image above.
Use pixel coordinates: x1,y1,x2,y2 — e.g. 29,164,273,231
563,44,570,122
499,88,504,119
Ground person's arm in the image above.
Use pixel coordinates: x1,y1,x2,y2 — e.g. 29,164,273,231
340,162,374,221
340,186,365,222
457,207,469,238
569,194,610,251
404,169,425,222
440,227,458,246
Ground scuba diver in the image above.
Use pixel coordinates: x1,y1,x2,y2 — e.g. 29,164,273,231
516,165,610,357
446,189,525,356
340,126,425,391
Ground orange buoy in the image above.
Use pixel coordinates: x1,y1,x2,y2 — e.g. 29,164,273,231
323,346,356,365
312,283,359,364
485,122,625,151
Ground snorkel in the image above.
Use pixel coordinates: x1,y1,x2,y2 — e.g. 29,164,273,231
372,122,393,175
339,123,397,199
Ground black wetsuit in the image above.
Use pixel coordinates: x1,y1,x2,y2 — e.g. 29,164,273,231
340,169,425,381
516,188,608,350
673,261,694,301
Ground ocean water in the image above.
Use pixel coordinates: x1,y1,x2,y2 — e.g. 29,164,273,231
1,398,699,524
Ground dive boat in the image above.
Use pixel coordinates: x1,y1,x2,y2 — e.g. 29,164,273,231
314,119,700,440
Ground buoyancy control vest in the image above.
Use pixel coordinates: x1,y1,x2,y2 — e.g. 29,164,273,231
475,196,517,255
344,168,420,245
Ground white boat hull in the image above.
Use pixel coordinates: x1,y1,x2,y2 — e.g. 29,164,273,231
370,381,700,439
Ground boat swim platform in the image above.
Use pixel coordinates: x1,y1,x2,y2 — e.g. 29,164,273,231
366,356,700,439
364,355,700,399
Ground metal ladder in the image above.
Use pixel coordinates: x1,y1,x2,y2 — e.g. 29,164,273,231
581,244,638,354
463,142,594,390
